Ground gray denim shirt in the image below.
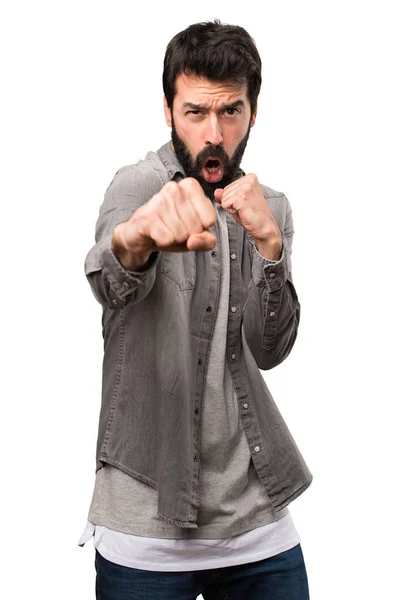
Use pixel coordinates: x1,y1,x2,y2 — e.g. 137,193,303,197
84,142,313,528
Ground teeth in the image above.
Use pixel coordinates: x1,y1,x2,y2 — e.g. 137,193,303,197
207,166,219,173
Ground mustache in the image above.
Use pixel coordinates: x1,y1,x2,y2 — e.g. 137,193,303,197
194,145,230,169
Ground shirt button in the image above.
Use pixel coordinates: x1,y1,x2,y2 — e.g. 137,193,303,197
243,403,249,409
231,353,236,360
197,359,203,365
269,272,276,278
211,251,216,257
230,253,237,260
269,311,276,317
194,455,198,462
206,306,212,312
254,446,261,453
194,408,199,415
231,306,237,313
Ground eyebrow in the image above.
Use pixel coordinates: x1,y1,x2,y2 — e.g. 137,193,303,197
182,100,245,111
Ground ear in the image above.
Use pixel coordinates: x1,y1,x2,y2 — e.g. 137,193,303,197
250,106,258,128
164,96,172,127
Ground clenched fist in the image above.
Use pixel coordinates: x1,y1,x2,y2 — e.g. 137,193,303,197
112,178,217,271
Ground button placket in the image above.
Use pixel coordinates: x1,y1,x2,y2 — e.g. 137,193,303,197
226,219,242,422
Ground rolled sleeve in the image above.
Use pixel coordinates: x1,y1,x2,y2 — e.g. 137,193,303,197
243,202,300,370
251,240,288,290
85,234,161,309
249,239,290,351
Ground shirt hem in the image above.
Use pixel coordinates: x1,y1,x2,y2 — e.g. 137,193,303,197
95,535,301,572
88,505,289,541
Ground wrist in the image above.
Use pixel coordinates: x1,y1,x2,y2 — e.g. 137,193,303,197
254,235,283,261
112,223,152,271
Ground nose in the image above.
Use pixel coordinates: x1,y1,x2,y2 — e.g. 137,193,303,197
204,114,223,147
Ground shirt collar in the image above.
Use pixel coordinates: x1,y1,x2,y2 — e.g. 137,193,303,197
156,141,185,181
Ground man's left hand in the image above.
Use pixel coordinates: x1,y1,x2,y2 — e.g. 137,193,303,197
214,174,283,261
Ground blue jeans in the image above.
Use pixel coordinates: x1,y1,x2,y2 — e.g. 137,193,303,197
95,543,310,599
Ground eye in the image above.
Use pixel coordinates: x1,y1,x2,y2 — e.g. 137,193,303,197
224,107,241,117
186,110,203,118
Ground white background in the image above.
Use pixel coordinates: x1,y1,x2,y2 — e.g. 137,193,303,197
1,1,399,598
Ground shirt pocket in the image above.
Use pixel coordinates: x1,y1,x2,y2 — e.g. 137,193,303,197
160,251,196,291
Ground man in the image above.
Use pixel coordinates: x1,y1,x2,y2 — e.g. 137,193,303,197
79,19,313,599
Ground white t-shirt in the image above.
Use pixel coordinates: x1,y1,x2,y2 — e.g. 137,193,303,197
78,513,301,572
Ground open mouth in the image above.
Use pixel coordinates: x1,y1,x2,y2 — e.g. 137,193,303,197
202,157,224,183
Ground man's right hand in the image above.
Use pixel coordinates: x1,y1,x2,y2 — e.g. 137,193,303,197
111,178,217,271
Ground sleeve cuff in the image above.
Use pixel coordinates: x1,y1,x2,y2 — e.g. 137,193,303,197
251,237,288,290
101,235,161,302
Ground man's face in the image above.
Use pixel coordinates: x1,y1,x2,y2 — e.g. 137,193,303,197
164,74,257,196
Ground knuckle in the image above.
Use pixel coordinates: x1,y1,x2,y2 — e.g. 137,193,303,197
164,234,175,248
158,229,175,247
202,210,216,229
176,231,189,244
179,177,200,193
163,181,179,194
151,192,165,209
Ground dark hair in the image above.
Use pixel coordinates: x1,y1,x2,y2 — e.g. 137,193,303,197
163,20,262,115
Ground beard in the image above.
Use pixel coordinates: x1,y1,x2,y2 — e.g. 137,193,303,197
171,118,251,198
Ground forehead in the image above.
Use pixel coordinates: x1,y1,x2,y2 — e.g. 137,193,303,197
174,73,249,106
